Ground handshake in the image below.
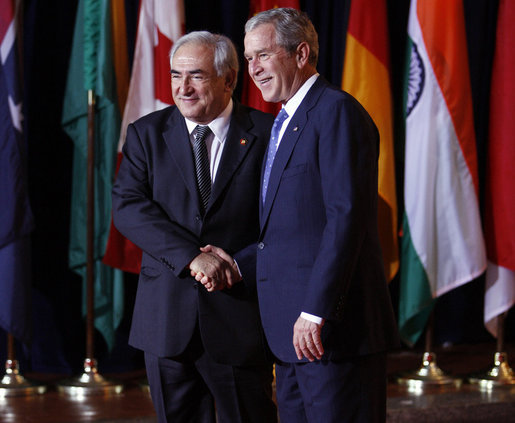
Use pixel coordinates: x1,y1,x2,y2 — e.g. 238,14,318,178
189,245,241,292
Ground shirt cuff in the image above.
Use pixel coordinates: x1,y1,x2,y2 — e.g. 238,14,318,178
300,311,323,325
233,258,242,278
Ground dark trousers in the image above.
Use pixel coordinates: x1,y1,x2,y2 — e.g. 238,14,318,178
275,352,387,423
144,329,277,423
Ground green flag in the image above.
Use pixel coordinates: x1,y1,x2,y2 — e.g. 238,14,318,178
62,0,123,351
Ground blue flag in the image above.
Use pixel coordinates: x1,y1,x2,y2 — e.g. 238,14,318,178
0,1,34,345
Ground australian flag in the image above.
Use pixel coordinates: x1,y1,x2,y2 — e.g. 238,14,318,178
0,0,34,345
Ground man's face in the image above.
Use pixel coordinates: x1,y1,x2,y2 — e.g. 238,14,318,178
171,43,231,124
244,23,300,104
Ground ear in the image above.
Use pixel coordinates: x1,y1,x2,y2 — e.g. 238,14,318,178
225,69,237,91
296,42,310,68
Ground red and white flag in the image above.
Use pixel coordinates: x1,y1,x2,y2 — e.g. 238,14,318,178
103,0,184,273
483,0,515,337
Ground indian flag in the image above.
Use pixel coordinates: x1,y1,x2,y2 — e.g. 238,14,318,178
399,0,486,346
342,0,398,282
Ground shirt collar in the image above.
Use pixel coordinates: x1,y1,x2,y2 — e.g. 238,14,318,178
283,73,319,118
185,99,233,143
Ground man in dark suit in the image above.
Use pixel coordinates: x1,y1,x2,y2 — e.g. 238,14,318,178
112,31,277,423
241,8,400,422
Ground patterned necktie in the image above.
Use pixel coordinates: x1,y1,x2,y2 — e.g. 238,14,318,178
193,125,212,213
262,108,289,203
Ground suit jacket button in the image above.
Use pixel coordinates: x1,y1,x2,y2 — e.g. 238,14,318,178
258,242,265,250
195,215,201,222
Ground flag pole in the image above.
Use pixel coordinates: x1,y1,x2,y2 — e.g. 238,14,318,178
0,333,46,396
469,312,515,388
57,90,122,396
396,309,461,391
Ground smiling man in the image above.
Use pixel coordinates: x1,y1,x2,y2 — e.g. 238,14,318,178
112,31,277,423
243,8,399,423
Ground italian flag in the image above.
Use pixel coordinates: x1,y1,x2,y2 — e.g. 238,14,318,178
399,0,486,346
103,0,185,273
342,0,398,282
484,0,515,337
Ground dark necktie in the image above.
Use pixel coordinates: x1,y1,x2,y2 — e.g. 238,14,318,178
193,125,212,213
262,108,289,203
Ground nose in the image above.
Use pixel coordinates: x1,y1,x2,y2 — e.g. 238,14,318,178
248,59,262,77
180,79,190,94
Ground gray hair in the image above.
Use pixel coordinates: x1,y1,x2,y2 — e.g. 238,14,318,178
170,31,239,91
245,8,319,67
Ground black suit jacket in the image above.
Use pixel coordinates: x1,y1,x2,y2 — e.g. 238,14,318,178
112,101,274,366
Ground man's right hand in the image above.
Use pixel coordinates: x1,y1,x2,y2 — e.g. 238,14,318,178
189,250,239,292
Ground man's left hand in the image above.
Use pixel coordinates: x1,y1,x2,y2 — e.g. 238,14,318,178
293,316,324,361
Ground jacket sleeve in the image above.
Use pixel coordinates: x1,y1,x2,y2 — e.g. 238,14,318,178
112,123,200,276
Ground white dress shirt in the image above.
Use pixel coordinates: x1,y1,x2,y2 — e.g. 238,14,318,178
184,99,233,182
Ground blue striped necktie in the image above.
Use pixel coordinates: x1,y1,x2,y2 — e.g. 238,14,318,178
262,108,289,203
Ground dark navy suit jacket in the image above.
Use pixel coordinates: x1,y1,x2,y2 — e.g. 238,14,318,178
257,77,399,363
112,101,274,366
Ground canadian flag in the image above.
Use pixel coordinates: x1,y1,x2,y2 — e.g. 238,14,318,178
103,0,185,273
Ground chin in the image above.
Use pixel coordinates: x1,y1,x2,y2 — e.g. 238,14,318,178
260,92,278,104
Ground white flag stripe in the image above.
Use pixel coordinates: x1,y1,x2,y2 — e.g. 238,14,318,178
485,262,515,335
0,20,14,64
118,0,184,151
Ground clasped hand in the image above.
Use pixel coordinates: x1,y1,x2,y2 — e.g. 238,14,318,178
189,245,241,292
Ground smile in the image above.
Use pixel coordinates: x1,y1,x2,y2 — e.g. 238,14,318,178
257,77,272,86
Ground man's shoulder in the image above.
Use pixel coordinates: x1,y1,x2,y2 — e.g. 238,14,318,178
309,79,374,120
132,105,178,129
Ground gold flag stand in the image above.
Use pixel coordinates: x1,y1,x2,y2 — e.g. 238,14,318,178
396,312,461,391
0,334,47,397
469,312,515,389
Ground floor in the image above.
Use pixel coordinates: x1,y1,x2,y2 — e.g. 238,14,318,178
1,343,515,423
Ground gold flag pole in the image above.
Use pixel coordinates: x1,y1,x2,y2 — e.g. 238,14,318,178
57,90,123,396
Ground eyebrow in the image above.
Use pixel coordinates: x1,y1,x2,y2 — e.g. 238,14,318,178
244,48,272,57
170,69,206,75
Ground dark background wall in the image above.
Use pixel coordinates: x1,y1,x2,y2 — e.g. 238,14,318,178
1,0,510,375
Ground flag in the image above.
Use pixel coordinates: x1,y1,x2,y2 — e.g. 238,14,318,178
342,0,398,282
483,0,515,337
399,0,486,346
241,0,299,115
103,0,185,274
61,0,124,351
0,0,34,345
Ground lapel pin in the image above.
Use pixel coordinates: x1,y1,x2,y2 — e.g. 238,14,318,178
240,138,247,145
293,126,298,131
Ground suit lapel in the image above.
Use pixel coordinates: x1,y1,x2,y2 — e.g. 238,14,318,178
260,77,327,231
162,109,201,211
209,102,256,209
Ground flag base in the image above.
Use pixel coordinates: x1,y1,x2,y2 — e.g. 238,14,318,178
468,352,515,389
0,359,47,397
396,352,462,393
56,358,123,396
